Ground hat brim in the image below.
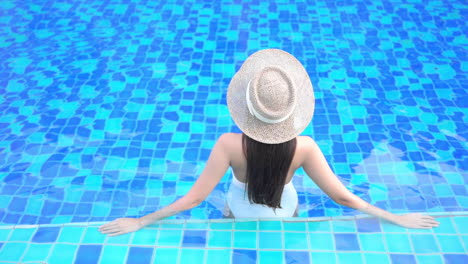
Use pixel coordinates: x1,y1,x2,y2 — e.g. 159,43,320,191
227,49,315,144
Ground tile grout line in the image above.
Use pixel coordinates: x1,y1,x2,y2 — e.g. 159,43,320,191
405,224,417,257
379,225,390,261
329,215,338,264
450,215,467,254
229,221,234,264
150,228,160,264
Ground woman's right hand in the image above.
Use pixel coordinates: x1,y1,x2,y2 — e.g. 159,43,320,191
395,213,440,229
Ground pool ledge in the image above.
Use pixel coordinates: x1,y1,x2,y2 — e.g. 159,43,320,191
0,211,466,230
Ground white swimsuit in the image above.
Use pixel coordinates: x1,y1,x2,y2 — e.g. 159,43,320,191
226,173,299,218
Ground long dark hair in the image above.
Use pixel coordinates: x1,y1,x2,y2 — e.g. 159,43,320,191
242,133,297,209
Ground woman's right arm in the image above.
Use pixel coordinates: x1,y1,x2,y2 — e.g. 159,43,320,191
301,136,439,229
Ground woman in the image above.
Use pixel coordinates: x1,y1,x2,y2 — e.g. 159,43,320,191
99,49,439,236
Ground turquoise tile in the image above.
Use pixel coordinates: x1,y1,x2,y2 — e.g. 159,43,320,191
332,220,356,232
283,221,306,231
359,233,386,252
307,221,331,232
410,225,434,233
234,221,257,231
209,222,233,230
363,253,390,264
99,245,128,264
47,244,77,264
461,235,468,249
259,250,284,264
410,234,440,253
309,233,334,250
207,230,232,248
437,235,465,253
154,248,179,264
337,252,363,264
21,243,53,262
9,228,35,241
81,227,106,243
311,252,336,264
453,217,468,233
385,233,413,253
233,231,256,249
0,229,11,241
259,232,282,249
259,221,282,231
381,221,408,233
185,222,209,229
157,229,182,247
105,232,133,245
179,248,205,264
433,217,457,234
159,223,184,229
206,249,231,263
434,184,454,196
57,226,84,243
416,255,444,264
131,229,158,245
0,242,28,261
284,232,308,250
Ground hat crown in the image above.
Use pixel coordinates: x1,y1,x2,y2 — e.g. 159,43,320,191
226,48,314,144
248,66,296,122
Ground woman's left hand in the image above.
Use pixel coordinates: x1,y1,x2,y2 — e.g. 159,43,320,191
99,218,143,237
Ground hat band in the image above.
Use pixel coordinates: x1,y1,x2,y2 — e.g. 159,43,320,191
246,80,296,124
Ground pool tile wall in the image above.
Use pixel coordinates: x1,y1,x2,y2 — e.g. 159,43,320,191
0,213,466,263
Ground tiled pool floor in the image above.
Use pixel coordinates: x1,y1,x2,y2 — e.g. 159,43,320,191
0,212,466,264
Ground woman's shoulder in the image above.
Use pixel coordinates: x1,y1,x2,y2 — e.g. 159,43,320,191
296,135,315,145
218,133,242,143
217,133,242,150
296,136,317,161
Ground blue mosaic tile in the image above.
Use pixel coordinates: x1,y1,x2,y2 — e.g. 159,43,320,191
285,251,310,264
127,247,154,264
334,233,360,251
443,254,468,264
390,254,417,264
356,217,381,232
31,227,60,243
75,245,102,264
182,230,207,248
232,249,257,264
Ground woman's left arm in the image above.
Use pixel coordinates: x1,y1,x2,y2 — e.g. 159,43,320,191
99,134,231,236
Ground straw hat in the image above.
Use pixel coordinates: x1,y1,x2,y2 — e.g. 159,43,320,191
227,49,315,144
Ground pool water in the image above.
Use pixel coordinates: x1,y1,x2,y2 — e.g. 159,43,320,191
0,0,467,263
